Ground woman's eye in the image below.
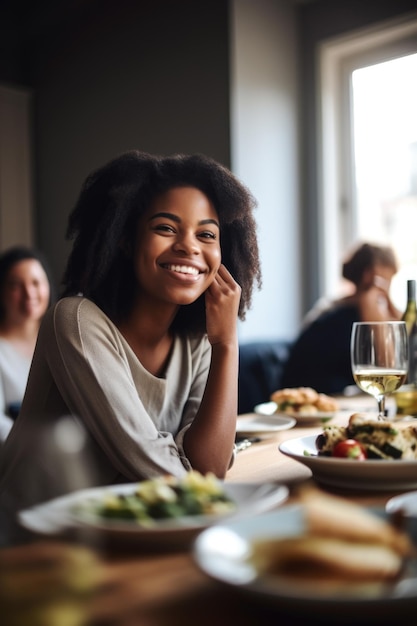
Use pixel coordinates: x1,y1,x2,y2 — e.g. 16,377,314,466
154,224,175,233
198,231,217,240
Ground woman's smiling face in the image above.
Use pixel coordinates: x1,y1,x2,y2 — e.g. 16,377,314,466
133,186,221,307
2,259,50,325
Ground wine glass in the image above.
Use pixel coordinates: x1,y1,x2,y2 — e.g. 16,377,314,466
350,321,408,420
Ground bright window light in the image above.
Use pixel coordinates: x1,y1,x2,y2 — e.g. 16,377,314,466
351,52,417,307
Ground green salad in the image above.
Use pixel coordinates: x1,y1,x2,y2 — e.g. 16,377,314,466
76,471,236,526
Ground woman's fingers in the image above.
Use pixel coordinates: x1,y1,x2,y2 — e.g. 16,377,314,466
205,265,241,345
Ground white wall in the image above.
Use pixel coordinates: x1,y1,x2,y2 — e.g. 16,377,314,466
230,0,302,342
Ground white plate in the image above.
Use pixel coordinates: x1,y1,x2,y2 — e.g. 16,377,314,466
279,435,417,491
254,402,335,424
193,505,417,618
18,481,289,547
386,490,417,517
254,401,278,415
236,413,296,434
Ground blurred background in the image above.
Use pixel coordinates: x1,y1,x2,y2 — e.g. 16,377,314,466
0,0,416,344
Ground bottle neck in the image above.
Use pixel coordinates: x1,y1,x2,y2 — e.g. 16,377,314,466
407,280,416,303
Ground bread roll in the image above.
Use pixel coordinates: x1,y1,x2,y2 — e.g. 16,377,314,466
270,387,339,414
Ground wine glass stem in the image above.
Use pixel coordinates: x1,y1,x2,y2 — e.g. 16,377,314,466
377,396,386,420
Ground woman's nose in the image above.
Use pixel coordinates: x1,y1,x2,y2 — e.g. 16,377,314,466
22,283,37,298
172,233,200,254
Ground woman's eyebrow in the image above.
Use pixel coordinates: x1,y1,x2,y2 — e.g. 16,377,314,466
200,218,220,228
149,212,220,228
149,212,180,223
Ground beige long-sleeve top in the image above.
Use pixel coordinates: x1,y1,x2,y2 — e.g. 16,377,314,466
0,297,211,512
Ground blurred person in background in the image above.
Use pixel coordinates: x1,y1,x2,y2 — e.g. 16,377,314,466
281,242,401,395
0,246,53,441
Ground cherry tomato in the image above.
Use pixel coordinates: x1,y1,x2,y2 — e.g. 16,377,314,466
332,439,367,460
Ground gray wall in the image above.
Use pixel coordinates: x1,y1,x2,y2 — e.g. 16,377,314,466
32,0,231,287
231,0,301,341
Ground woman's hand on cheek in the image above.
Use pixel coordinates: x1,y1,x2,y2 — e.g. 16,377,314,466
205,264,241,346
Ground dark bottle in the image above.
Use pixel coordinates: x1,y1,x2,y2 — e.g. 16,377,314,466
402,280,417,386
409,320,417,387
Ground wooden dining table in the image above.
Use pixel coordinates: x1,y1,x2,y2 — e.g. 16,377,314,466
2,395,417,626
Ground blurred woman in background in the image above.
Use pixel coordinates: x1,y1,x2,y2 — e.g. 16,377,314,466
281,242,401,395
0,246,53,441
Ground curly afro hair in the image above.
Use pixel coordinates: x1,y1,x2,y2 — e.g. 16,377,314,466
61,150,262,335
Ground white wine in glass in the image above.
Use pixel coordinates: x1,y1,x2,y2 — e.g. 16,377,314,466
350,321,408,420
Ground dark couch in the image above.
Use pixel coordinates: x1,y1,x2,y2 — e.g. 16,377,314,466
238,340,292,414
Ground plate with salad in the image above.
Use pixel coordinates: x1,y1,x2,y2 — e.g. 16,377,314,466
18,471,289,546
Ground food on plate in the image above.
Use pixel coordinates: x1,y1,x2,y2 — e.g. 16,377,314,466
250,486,414,586
298,486,411,555
74,471,236,526
270,386,339,415
316,412,417,460
332,439,367,460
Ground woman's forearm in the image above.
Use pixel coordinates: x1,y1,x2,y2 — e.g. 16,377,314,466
183,341,238,477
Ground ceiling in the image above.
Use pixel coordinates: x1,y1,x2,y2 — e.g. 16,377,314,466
0,0,94,46
0,0,324,47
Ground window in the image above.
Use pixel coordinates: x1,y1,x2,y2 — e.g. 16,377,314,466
318,13,417,308
351,53,417,306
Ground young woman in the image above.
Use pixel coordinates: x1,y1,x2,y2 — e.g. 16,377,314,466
0,151,261,513
0,247,52,441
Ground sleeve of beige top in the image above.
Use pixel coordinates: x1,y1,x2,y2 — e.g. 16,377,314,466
46,298,193,479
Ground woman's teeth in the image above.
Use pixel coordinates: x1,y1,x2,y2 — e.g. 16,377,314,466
166,264,199,276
